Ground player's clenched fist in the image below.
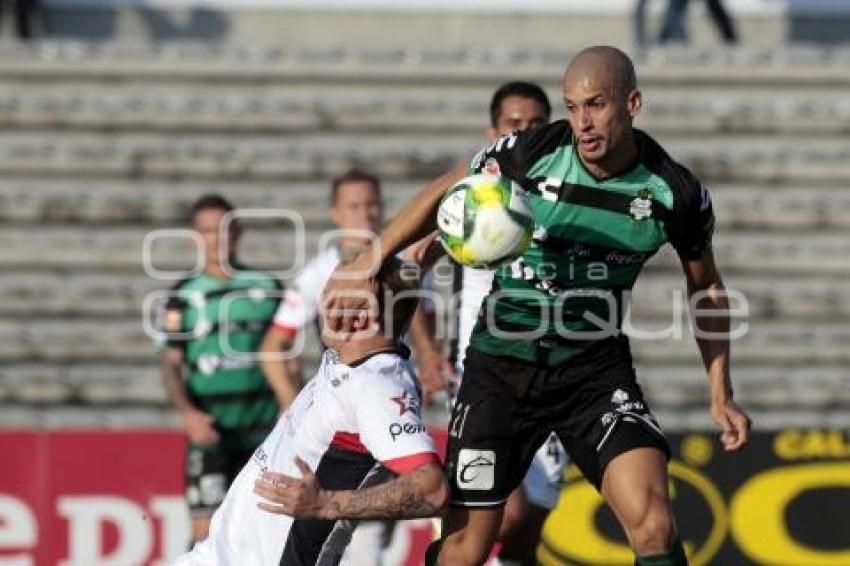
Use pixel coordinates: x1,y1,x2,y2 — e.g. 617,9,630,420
254,457,328,519
710,398,752,451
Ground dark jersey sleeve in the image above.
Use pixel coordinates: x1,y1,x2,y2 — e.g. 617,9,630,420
468,120,572,182
667,167,716,260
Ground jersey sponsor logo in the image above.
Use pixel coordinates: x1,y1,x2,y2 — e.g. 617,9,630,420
391,391,420,416
457,449,495,490
629,189,653,220
606,250,648,265
388,421,427,441
196,353,257,375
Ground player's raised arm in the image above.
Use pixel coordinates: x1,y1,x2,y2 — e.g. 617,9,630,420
254,457,448,520
322,163,468,335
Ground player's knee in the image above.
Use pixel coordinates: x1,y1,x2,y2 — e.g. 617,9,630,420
625,503,674,555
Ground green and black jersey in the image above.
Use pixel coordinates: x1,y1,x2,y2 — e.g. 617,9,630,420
468,120,715,366
161,269,282,451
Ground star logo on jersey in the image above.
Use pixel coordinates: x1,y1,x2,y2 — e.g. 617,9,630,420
391,391,419,416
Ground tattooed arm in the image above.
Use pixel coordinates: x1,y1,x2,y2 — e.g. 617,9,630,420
253,457,448,520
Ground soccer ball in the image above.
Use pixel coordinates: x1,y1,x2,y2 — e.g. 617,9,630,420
437,174,534,268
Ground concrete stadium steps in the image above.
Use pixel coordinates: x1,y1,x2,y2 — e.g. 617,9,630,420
0,179,416,226
1,85,850,136
1,359,847,411
2,43,850,84
2,318,847,366
0,319,325,363
628,321,850,365
3,272,848,322
3,180,850,231
2,226,848,275
0,364,164,404
0,404,181,429
636,365,850,409
0,131,848,184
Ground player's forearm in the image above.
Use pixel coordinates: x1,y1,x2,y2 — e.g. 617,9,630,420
259,334,302,410
375,164,467,263
318,463,448,520
408,307,439,358
160,350,195,413
689,279,734,404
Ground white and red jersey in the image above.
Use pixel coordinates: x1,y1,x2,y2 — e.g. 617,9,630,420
176,348,439,566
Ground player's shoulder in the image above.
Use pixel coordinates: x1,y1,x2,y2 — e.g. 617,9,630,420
472,120,572,174
295,247,339,289
638,128,706,208
164,274,202,310
349,349,416,391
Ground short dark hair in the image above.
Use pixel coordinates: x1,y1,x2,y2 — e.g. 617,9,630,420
489,81,552,127
330,168,382,206
189,194,241,236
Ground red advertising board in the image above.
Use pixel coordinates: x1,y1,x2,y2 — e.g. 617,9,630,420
1,431,188,565
1,430,444,566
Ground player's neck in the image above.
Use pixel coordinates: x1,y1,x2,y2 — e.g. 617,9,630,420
203,264,230,281
337,335,398,366
581,134,639,181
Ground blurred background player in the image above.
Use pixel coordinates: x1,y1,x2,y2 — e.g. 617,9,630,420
159,194,297,543
451,80,569,566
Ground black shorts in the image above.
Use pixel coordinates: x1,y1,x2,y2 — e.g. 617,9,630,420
446,337,670,507
185,444,254,517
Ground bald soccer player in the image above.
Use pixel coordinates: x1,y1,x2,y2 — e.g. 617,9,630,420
321,46,752,566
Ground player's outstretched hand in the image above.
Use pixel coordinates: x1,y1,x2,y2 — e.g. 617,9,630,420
254,457,326,519
417,349,453,401
182,408,220,446
321,250,380,342
710,399,752,451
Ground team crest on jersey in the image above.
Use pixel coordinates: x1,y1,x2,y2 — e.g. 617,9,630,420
483,157,501,175
629,188,653,220
612,389,630,405
391,391,419,416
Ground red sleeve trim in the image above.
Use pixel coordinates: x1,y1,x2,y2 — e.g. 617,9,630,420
331,431,369,454
271,323,298,338
382,451,440,475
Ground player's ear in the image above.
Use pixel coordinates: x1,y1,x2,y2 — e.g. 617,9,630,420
627,88,642,119
486,126,499,142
